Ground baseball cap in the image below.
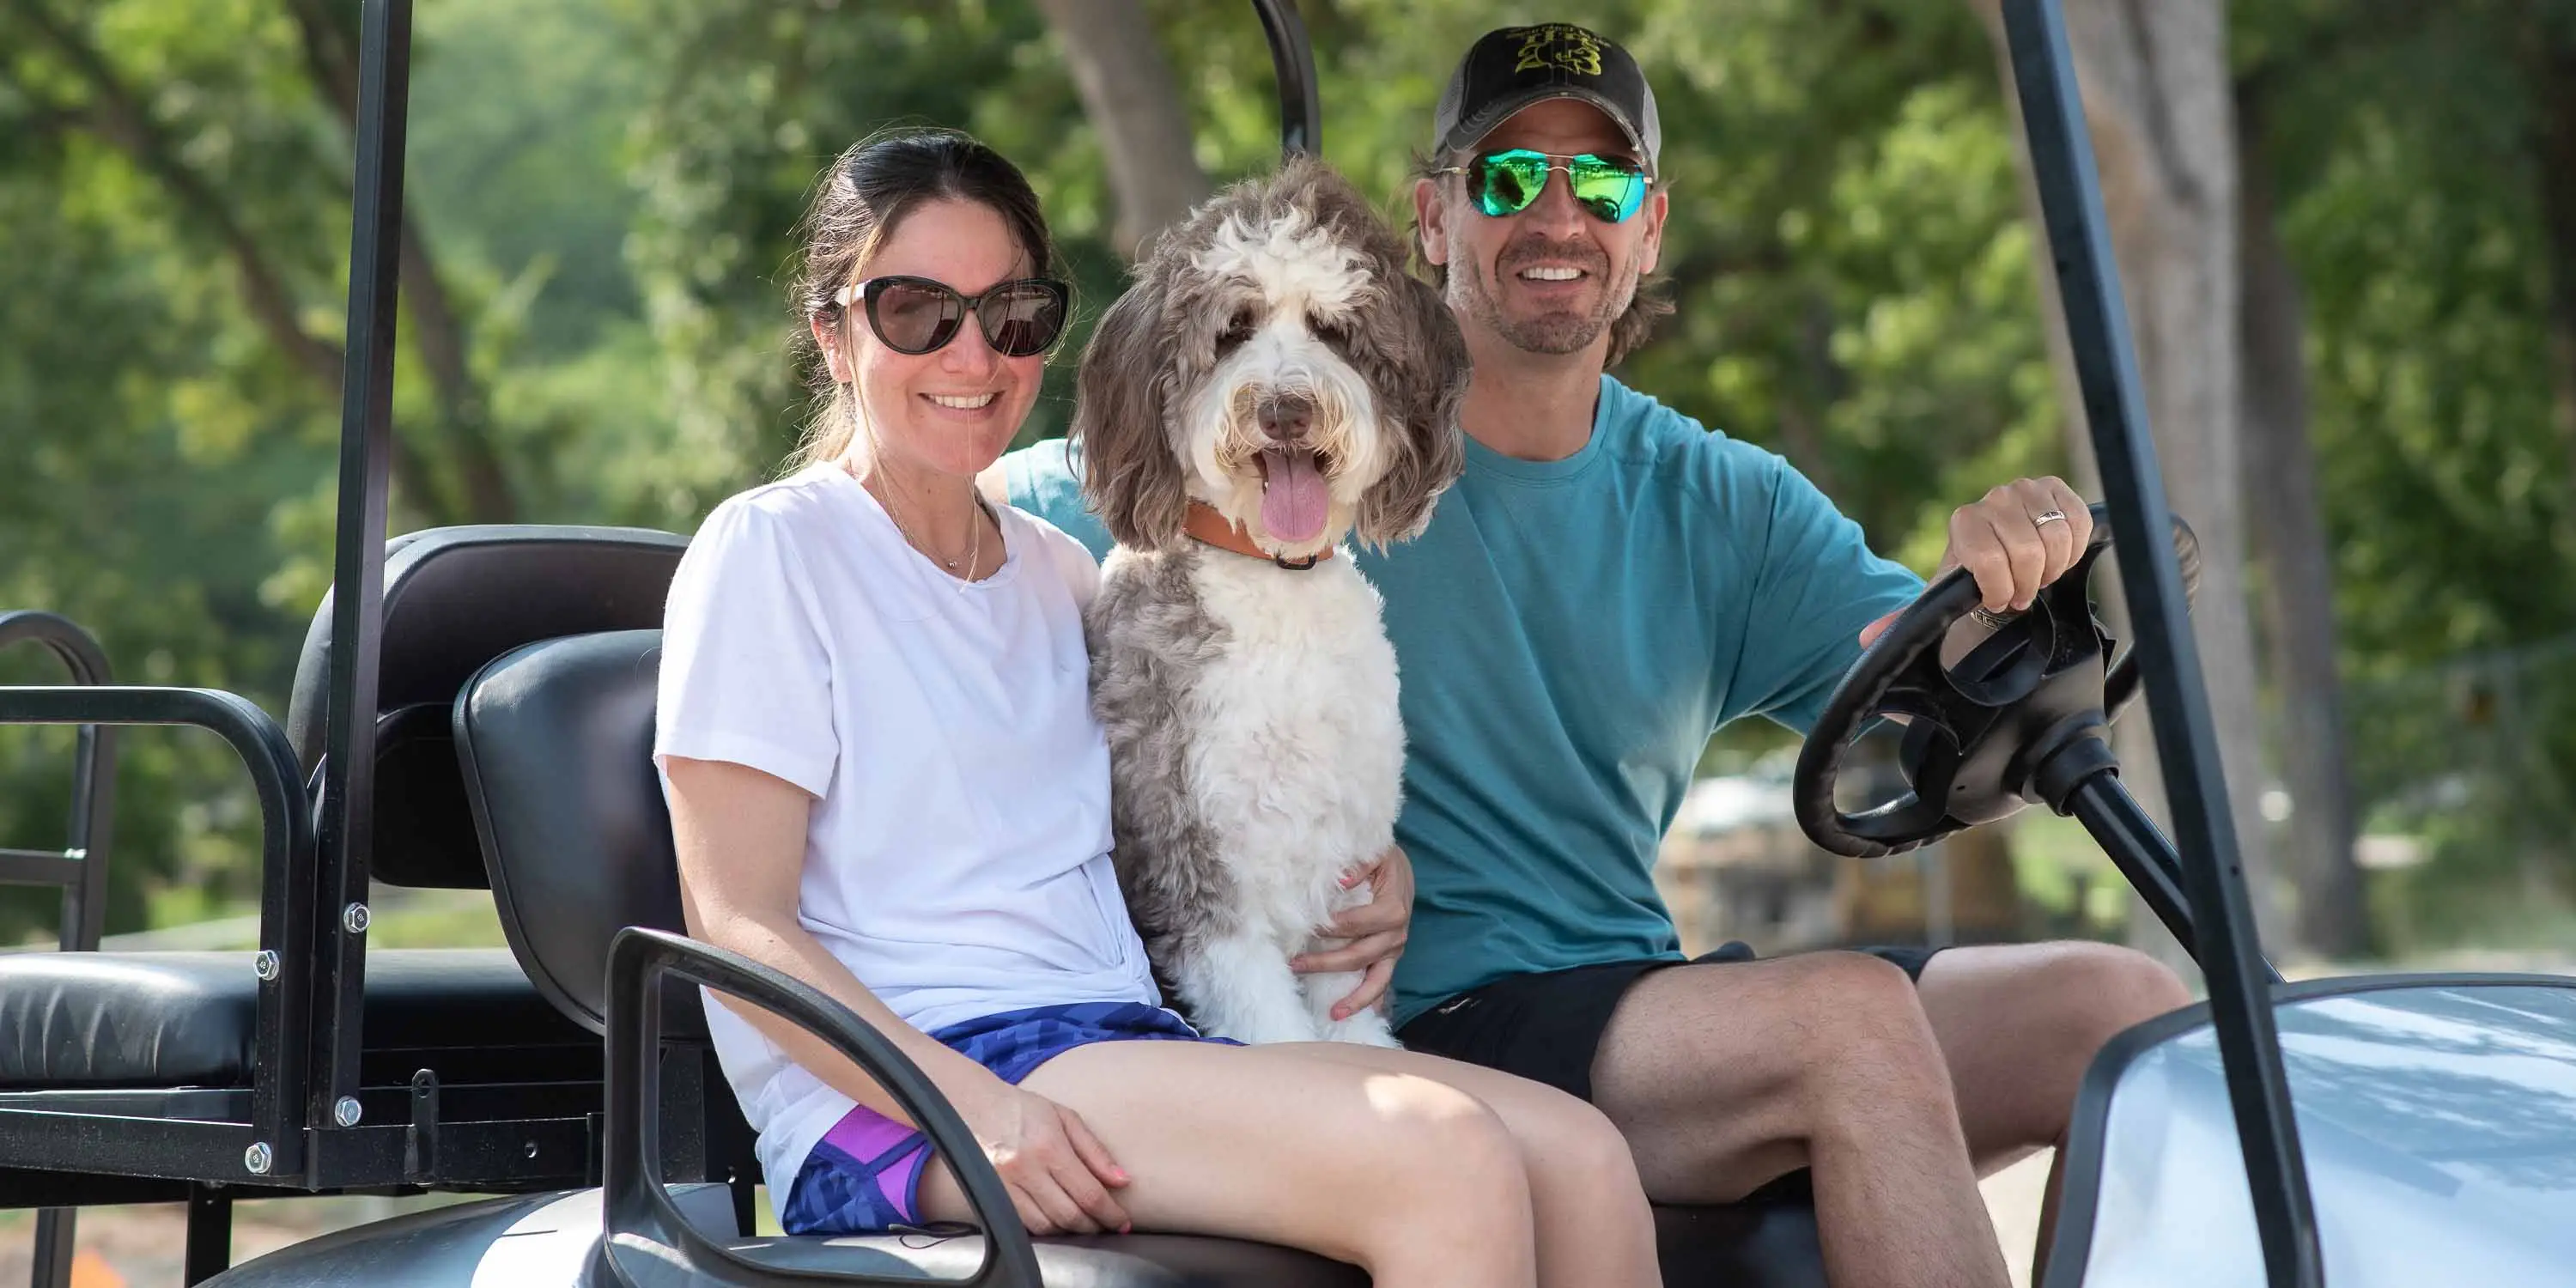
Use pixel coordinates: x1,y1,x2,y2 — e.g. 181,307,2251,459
1431,23,1662,176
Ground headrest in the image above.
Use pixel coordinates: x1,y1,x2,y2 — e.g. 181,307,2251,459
286,526,688,888
453,628,700,1039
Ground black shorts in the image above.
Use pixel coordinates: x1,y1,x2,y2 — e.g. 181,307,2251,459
1394,941,1945,1104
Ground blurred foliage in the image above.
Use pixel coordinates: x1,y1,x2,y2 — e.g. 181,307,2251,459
2,0,2573,953
2243,0,2576,942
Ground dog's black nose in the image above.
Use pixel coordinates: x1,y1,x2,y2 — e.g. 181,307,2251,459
1257,391,1314,443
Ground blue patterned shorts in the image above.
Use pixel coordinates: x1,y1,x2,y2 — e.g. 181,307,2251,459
776,1000,1236,1236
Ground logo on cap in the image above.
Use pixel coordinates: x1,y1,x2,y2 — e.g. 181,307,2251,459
1434,21,1662,176
1511,23,1606,76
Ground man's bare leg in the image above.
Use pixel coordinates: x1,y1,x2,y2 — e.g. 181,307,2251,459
1589,951,2013,1288
1910,941,2192,1275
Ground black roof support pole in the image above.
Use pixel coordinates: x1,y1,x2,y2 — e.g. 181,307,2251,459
310,0,414,1183
1251,0,1321,158
1996,2,2322,1285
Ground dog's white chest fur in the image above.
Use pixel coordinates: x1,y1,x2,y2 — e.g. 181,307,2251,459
1184,556,1406,936
1091,547,1406,1047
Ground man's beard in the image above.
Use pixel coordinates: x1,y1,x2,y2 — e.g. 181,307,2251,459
1451,234,1634,355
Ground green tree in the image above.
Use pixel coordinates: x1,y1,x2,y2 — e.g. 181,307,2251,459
0,0,676,939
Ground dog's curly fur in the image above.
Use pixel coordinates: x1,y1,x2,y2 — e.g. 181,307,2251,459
1077,157,1468,1045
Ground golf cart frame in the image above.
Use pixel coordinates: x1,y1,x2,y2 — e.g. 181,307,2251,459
9,0,2537,1284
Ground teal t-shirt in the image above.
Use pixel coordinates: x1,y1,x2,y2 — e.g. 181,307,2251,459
1005,374,1924,1025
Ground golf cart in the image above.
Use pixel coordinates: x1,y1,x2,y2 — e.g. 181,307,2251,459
3,0,2573,1283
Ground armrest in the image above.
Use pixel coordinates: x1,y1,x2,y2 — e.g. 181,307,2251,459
600,927,1042,1288
0,683,319,1177
0,611,113,685
0,612,118,951
0,686,306,862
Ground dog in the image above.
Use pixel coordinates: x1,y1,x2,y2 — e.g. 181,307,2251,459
1072,157,1469,1046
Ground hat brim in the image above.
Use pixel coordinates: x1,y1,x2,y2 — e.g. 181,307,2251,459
1438,88,1654,174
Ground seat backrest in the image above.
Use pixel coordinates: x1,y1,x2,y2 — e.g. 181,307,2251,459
452,628,698,1037
286,526,688,888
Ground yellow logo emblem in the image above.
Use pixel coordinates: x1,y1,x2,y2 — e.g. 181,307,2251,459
1510,24,1606,76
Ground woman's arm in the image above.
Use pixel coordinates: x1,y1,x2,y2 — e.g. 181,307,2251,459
663,754,1134,1233
664,754,995,1116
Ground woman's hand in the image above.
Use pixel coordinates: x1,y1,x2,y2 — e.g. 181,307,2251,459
953,1077,1134,1236
1291,843,1414,1021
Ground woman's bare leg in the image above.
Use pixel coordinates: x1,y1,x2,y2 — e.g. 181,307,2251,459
914,1039,1539,1288
1279,1042,1661,1288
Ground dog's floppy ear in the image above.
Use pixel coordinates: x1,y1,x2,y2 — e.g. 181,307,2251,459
1076,271,1191,551
1352,269,1471,549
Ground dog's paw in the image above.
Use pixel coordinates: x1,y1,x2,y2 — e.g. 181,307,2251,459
1212,1013,1327,1045
1321,1009,1400,1048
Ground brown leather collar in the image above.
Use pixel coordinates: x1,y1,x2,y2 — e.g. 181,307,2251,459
1182,501,1331,570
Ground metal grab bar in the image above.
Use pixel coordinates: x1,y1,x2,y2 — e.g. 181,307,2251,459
0,611,117,951
0,684,319,1183
0,613,117,1288
600,928,1042,1288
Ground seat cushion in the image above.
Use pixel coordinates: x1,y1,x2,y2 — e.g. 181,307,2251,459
736,1230,1367,1286
728,1195,1821,1287
196,1184,1370,1288
0,949,594,1088
736,1198,1825,1287
1656,1191,1826,1288
284,525,690,889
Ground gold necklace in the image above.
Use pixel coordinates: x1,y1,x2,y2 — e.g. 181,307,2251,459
860,462,984,576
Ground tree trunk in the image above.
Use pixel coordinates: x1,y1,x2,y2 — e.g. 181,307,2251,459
2526,19,2576,519
289,0,517,524
1032,0,1210,259
2238,86,2372,961
1972,0,2284,963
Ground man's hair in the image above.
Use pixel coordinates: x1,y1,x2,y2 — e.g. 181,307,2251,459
1406,148,1674,370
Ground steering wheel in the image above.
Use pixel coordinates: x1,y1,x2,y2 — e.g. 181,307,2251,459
1792,503,2198,859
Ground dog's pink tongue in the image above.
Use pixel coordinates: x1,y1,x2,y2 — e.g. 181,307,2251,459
1260,447,1328,544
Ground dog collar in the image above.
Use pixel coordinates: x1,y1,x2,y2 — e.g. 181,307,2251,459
1182,501,1332,570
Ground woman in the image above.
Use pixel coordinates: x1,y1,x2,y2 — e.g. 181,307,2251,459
653,127,1657,1288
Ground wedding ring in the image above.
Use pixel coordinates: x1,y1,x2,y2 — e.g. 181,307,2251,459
2033,509,2069,526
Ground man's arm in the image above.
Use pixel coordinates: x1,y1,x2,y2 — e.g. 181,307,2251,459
987,438,1116,559
1728,458,1926,734
1738,467,2096,735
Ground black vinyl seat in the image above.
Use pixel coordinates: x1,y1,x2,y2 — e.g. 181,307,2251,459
453,628,1832,1288
0,948,590,1089
0,528,686,1098
286,525,692,890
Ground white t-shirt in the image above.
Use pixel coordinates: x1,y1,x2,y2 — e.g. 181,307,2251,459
652,461,1160,1193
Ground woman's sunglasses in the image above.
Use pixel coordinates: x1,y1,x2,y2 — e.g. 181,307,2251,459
834,275,1071,358
1439,149,1651,224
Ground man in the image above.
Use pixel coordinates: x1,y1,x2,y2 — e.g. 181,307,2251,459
993,21,2189,1286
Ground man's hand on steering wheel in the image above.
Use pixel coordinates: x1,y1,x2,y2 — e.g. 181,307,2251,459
1863,476,2096,647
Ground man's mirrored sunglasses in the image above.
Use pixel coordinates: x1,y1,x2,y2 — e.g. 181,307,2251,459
1439,149,1651,223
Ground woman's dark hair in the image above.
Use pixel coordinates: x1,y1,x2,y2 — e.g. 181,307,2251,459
787,127,1059,469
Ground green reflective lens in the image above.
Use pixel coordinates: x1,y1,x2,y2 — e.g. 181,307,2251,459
1465,149,1647,223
